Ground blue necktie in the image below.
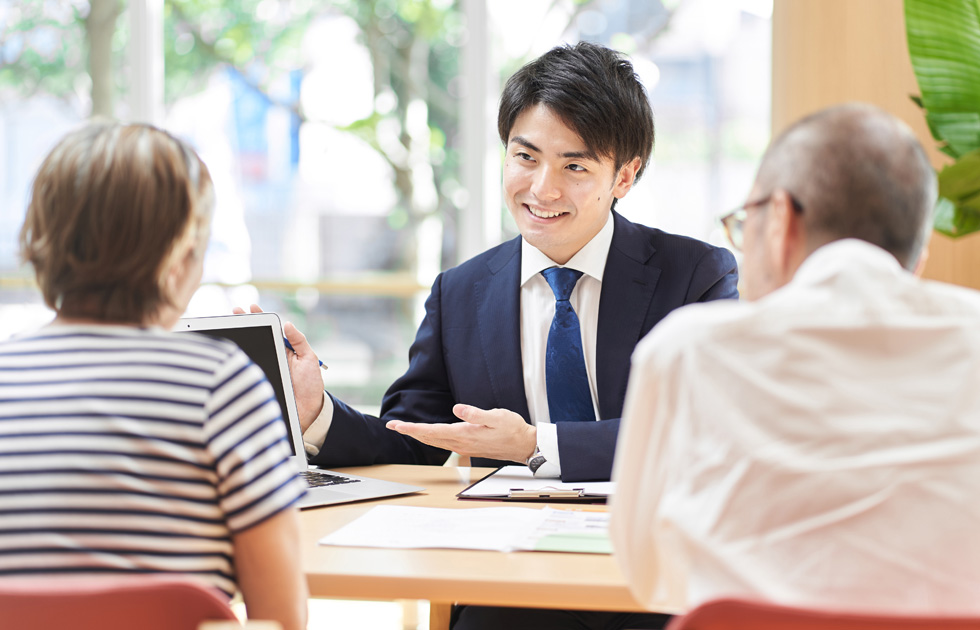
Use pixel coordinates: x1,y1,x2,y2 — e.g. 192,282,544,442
542,267,594,423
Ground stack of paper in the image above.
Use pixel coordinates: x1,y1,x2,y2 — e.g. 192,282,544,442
319,505,611,554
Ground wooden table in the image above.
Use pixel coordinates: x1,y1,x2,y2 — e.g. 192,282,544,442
299,465,682,629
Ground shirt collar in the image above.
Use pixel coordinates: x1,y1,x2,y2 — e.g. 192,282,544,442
520,212,615,287
792,239,905,287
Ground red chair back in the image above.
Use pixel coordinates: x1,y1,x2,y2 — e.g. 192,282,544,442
0,575,240,630
667,598,980,630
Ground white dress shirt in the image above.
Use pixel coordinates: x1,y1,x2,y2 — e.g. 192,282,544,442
303,213,614,477
520,212,612,476
611,239,980,614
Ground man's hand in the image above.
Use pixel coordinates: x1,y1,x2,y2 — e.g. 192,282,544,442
233,304,326,432
386,404,536,463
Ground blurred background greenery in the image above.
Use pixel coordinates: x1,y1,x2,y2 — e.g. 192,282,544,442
0,0,772,409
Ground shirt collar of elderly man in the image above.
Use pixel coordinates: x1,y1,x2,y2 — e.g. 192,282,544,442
720,102,936,299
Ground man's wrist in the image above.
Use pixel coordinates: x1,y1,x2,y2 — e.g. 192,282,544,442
521,426,537,464
525,445,541,466
301,390,333,458
300,390,327,433
526,424,560,477
526,447,547,474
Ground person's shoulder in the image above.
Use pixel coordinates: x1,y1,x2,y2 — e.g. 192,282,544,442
1,325,239,358
441,235,522,281
633,297,749,367
166,329,239,356
613,213,735,266
160,330,254,373
918,277,980,314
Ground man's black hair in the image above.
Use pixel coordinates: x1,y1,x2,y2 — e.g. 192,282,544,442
497,41,655,183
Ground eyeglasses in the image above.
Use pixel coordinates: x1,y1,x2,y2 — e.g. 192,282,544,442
719,193,804,251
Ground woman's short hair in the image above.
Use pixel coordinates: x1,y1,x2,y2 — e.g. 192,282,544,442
20,122,214,324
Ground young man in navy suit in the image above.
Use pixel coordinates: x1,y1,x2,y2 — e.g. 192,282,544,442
274,41,738,482
244,42,737,629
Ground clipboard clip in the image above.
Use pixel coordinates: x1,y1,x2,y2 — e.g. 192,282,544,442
508,487,585,499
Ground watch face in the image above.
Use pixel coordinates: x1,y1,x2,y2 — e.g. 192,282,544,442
529,454,548,474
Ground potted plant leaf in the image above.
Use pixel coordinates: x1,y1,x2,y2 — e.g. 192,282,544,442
905,0,980,237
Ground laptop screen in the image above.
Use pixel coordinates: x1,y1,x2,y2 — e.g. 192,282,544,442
179,314,425,507
178,318,301,456
194,326,289,421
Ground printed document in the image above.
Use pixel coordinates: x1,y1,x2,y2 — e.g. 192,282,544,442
318,505,611,554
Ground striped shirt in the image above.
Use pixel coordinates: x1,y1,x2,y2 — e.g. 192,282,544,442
0,324,307,596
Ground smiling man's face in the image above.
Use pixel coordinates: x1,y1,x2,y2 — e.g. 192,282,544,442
503,104,639,265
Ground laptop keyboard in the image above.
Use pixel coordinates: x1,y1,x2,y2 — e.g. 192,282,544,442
302,470,362,488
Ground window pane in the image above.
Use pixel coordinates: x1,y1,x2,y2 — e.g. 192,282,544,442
164,2,464,408
489,0,772,250
0,0,771,409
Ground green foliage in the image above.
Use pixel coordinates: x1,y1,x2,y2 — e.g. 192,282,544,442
1,0,462,268
0,2,90,101
905,0,980,237
163,0,311,105
936,149,980,237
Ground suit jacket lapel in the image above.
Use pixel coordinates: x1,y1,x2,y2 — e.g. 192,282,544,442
596,212,661,419
474,237,531,422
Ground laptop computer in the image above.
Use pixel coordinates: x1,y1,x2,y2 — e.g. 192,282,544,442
177,312,423,509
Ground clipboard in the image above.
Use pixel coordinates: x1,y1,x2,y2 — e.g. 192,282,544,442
456,465,614,504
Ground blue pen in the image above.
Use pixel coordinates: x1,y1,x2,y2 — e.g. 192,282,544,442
283,337,328,370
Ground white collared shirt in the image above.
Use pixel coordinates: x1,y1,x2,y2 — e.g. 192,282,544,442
520,212,613,476
611,239,980,614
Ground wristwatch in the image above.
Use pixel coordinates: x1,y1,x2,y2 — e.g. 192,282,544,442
526,447,547,474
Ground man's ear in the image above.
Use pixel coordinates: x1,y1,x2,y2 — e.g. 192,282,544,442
766,189,806,282
913,244,930,277
612,157,642,198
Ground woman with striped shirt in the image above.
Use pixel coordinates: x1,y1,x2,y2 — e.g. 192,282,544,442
4,123,308,630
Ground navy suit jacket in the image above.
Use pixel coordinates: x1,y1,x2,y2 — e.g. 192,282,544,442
312,211,738,481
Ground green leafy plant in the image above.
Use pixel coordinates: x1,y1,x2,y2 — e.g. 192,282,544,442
905,0,980,237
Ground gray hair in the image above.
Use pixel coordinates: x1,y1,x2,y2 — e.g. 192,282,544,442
754,103,936,270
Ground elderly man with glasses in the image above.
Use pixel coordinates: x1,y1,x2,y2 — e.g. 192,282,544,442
610,102,980,615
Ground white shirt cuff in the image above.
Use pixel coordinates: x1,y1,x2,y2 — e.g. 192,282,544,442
302,391,334,458
531,422,561,478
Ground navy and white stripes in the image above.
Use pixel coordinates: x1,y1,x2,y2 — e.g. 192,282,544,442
0,325,306,596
